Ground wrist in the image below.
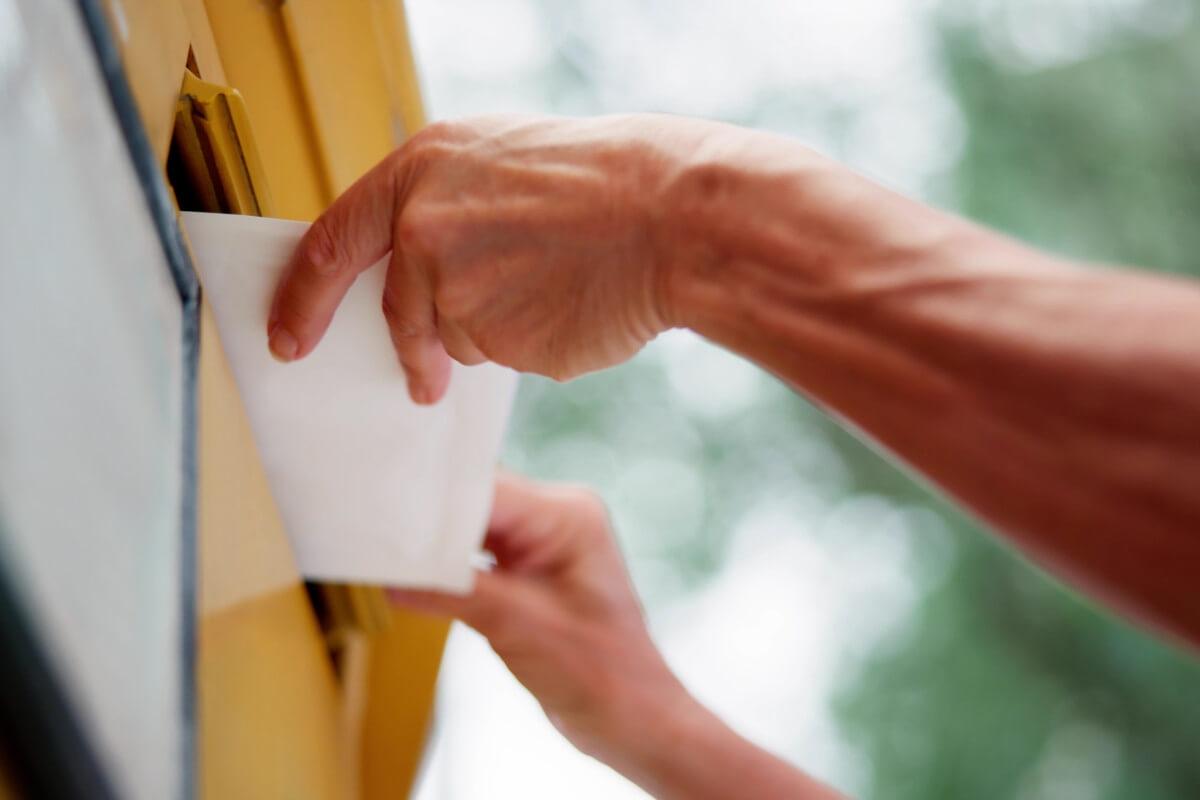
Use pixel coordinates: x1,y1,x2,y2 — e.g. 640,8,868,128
608,681,845,800
658,143,974,349
602,680,728,797
653,135,841,335
578,652,843,799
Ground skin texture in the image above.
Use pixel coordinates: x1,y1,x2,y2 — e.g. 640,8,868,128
268,113,1200,796
268,115,697,400
388,474,844,800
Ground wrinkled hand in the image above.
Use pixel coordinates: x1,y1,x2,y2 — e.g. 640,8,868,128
387,472,691,768
268,114,713,403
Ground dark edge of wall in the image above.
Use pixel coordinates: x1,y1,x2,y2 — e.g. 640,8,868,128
73,1,201,799
0,540,119,799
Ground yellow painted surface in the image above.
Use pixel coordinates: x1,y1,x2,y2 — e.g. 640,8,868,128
176,70,276,216
118,1,450,794
361,610,451,800
369,0,428,138
163,32,349,793
104,0,191,162
199,6,451,797
109,3,348,798
200,587,348,800
202,0,331,218
180,0,227,84
280,0,398,194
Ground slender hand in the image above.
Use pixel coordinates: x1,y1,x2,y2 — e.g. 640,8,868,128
389,473,843,800
269,113,1200,645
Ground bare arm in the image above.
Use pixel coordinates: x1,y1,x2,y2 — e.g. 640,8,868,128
268,113,1200,645
661,140,1200,644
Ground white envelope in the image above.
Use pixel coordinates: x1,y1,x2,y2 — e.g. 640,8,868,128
182,211,517,592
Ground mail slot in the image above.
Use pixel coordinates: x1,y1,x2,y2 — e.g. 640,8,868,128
158,3,451,797
0,1,453,798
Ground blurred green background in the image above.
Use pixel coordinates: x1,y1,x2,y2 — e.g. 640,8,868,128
409,2,1200,798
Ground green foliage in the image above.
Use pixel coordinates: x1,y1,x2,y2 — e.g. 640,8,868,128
836,8,1200,799
943,15,1200,276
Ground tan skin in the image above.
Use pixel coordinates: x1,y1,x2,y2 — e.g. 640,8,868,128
389,473,843,800
268,114,1200,798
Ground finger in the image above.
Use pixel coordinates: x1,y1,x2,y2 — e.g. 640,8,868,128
382,240,453,404
438,316,487,366
386,571,516,638
488,471,543,536
385,587,473,619
267,155,400,361
483,474,581,572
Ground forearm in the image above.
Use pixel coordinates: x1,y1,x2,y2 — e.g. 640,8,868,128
604,688,843,800
661,137,1200,643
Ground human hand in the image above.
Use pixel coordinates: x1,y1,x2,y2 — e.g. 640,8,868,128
387,472,692,770
267,114,723,403
388,473,844,799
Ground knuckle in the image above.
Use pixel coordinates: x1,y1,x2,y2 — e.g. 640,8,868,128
388,317,429,342
559,485,610,529
433,278,475,319
415,120,456,146
395,216,425,252
278,295,317,329
447,345,486,366
381,295,429,341
403,126,458,169
421,142,457,163
545,360,578,383
396,208,445,257
282,303,316,328
301,220,345,276
380,292,398,321
688,162,738,200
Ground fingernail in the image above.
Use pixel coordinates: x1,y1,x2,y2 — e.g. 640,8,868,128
269,327,299,362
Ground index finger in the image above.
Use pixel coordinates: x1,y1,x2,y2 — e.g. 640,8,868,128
386,571,523,638
267,153,402,361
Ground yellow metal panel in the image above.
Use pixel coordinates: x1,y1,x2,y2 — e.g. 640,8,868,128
200,587,349,800
369,0,428,135
104,0,191,162
201,0,331,218
180,0,228,85
108,0,446,795
280,0,398,195
191,5,449,796
175,71,275,216
361,610,451,800
175,45,348,800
